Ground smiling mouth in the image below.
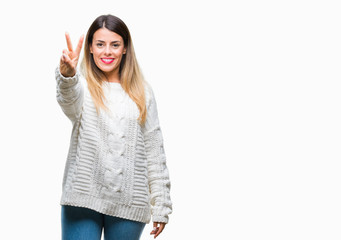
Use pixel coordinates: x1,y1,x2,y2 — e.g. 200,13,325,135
101,58,115,64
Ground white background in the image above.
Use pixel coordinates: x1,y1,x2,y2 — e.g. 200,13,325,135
0,0,340,239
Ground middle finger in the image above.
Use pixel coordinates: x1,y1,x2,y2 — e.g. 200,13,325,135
74,34,84,57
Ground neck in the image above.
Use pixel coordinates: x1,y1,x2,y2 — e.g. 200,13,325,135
104,69,121,83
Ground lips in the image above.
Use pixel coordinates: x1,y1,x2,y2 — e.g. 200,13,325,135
101,58,115,64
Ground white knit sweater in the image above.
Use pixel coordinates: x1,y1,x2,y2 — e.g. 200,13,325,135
55,66,172,224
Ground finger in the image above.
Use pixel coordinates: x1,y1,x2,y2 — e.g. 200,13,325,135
60,53,67,62
60,54,65,64
62,49,70,57
154,224,165,238
150,222,158,234
150,227,157,234
62,53,73,68
62,50,72,62
62,53,69,62
74,34,84,57
150,222,159,235
65,32,73,52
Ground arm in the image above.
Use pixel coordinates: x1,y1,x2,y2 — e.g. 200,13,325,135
55,65,84,124
55,32,85,124
143,84,173,224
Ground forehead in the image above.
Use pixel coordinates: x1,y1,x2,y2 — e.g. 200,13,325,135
93,28,123,41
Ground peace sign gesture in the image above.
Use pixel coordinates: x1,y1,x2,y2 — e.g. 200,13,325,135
60,32,84,77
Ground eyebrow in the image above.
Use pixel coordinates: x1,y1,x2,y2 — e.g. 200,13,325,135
95,40,121,43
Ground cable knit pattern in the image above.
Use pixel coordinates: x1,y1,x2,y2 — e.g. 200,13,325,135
55,66,172,224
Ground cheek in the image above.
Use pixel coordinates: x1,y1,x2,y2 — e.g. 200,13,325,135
93,49,101,58
115,50,125,58
92,51,102,67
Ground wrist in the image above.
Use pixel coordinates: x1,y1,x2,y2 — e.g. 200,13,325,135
60,70,76,78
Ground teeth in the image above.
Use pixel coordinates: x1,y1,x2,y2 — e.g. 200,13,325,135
102,58,114,62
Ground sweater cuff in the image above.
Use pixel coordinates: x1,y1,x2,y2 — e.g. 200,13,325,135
152,215,169,224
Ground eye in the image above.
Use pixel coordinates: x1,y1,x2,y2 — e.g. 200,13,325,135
96,43,103,47
113,44,120,47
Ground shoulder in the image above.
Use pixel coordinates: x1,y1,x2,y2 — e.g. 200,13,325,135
143,81,156,107
79,73,88,88
143,80,153,96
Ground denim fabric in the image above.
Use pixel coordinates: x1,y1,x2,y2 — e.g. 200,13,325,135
61,205,146,240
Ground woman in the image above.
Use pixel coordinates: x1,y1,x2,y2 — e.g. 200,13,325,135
55,14,172,240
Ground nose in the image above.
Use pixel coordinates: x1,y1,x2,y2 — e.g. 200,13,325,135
104,45,111,55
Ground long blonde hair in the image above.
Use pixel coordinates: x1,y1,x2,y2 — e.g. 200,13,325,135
80,14,147,126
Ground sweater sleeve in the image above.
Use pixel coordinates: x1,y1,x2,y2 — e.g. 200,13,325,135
142,84,173,223
55,65,84,124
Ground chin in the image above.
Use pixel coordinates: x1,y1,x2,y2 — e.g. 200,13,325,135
100,67,114,72
96,63,114,72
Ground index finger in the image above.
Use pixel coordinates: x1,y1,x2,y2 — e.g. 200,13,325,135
74,34,84,57
65,32,73,52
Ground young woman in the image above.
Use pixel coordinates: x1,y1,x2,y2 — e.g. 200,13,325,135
55,14,173,240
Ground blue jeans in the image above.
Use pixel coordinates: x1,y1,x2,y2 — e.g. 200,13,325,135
61,205,146,240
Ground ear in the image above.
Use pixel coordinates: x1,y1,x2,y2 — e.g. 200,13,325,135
123,47,127,54
90,45,93,54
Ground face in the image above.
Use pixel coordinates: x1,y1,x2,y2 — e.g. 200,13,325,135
90,27,127,76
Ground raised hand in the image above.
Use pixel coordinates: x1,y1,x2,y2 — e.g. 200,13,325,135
60,32,84,77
